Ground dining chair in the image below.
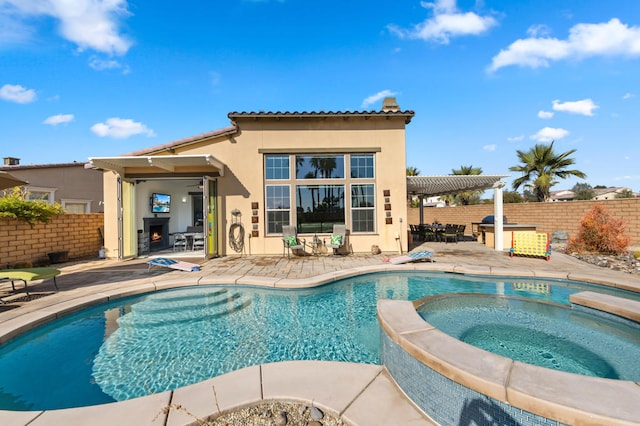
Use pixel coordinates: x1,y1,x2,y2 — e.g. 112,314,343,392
192,233,205,251
173,233,188,251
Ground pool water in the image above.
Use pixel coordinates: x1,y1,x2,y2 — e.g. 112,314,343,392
0,271,639,410
417,295,640,380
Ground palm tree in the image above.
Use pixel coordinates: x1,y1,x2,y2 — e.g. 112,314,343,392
451,165,483,205
509,141,587,202
406,166,420,176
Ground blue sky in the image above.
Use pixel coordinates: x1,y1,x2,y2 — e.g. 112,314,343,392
1,0,640,192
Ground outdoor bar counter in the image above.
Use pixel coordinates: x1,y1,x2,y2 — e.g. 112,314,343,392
476,223,537,249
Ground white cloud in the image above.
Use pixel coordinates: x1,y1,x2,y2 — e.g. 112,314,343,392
507,135,524,142
91,117,155,139
527,24,551,38
538,110,554,119
43,113,74,125
623,92,635,100
2,0,132,55
0,84,37,103
552,98,598,116
530,127,569,142
388,0,497,44
89,56,129,73
483,144,497,151
489,18,640,72
361,90,398,109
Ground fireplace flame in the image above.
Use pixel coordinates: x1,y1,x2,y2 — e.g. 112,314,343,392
151,232,162,242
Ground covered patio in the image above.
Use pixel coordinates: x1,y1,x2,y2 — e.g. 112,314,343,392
407,175,509,250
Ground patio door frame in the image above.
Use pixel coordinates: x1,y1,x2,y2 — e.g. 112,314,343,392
203,176,218,258
117,176,137,259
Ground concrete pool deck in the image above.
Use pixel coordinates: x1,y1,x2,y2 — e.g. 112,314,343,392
1,241,639,425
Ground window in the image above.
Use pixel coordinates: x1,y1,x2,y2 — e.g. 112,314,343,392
25,187,56,204
350,154,374,178
265,155,290,180
296,185,345,233
295,155,345,179
264,153,376,235
266,185,290,234
351,184,375,232
62,199,91,213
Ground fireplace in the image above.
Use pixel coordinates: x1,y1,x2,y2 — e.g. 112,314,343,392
143,217,170,251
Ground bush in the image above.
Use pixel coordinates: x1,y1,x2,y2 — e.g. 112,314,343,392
0,187,64,227
565,204,630,255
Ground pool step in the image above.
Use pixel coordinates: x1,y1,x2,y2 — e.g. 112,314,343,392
117,288,252,328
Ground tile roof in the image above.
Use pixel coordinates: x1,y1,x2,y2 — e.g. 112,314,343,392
0,161,87,171
227,109,415,124
124,125,238,156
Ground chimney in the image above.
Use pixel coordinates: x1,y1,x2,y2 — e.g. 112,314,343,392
3,157,20,166
381,97,399,112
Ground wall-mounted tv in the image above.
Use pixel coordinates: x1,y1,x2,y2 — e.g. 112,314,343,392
151,193,171,213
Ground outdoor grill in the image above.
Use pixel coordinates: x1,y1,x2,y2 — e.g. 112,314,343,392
481,215,508,224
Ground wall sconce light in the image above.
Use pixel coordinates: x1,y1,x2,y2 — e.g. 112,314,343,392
181,196,187,203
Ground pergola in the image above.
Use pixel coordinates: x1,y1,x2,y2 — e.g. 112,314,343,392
407,175,509,250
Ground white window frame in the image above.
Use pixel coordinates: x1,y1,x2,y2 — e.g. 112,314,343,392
25,186,56,204
61,199,92,213
265,184,291,235
350,183,376,233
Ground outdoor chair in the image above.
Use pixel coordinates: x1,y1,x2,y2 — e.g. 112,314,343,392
442,224,459,243
192,233,205,251
409,224,421,242
456,224,466,241
282,226,305,258
420,225,437,242
325,224,347,255
173,233,188,251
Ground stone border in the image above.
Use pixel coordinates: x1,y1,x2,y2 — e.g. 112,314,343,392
378,297,640,426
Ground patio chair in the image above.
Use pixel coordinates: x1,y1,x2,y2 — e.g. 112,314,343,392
282,226,305,258
456,224,466,241
173,233,188,251
325,224,347,255
420,225,437,242
442,224,458,243
192,233,205,251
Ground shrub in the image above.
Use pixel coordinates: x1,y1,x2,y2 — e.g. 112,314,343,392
565,204,630,255
0,187,64,227
634,251,640,259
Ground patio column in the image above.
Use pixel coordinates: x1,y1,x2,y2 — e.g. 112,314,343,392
419,195,425,225
493,181,506,251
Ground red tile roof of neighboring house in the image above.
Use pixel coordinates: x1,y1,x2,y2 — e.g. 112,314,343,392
0,161,87,171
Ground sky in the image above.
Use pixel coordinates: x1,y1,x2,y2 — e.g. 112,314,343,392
1,0,640,193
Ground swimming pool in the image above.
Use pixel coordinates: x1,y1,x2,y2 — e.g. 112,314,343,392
0,271,639,411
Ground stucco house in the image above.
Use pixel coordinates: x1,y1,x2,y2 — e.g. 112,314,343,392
90,98,414,259
0,157,104,213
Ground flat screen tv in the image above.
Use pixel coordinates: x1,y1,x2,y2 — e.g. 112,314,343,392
151,193,171,213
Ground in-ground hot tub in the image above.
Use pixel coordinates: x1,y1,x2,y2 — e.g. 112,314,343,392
417,294,640,380
378,293,640,426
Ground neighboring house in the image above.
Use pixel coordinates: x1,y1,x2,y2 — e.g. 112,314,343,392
89,98,414,259
549,190,575,202
550,187,634,202
593,187,633,200
0,157,104,213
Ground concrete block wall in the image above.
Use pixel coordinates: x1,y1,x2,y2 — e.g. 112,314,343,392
408,198,640,246
0,213,104,267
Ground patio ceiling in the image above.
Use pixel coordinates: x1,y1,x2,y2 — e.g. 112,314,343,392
87,154,225,177
407,175,508,197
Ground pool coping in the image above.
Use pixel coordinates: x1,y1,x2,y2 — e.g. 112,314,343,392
0,263,639,425
378,297,640,425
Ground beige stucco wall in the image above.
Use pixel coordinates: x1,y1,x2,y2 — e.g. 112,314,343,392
101,113,410,258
